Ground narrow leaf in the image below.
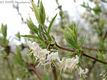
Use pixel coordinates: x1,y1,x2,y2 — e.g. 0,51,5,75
48,14,57,33
27,18,38,34
1,24,7,38
21,35,38,39
39,1,46,25
32,2,41,24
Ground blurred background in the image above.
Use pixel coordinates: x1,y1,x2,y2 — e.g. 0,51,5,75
0,0,85,38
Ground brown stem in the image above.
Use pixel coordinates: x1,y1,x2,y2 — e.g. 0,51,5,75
51,63,57,80
6,57,14,79
9,50,17,55
55,42,75,52
28,63,42,80
82,46,107,52
55,43,107,64
41,26,47,40
82,52,107,64
33,69,42,80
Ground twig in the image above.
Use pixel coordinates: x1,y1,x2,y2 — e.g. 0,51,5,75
9,50,17,55
6,57,14,80
51,63,57,80
41,26,47,40
55,42,75,52
12,2,26,24
82,52,107,64
82,46,107,52
55,43,107,64
28,63,42,80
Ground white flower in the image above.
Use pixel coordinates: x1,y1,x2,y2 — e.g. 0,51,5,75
28,41,50,65
16,78,21,80
28,41,88,77
60,55,79,72
78,67,88,78
47,52,60,62
36,49,49,63
28,41,40,51
62,73,73,79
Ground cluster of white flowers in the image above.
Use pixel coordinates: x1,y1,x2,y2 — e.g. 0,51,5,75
28,41,60,66
78,67,88,78
28,41,88,78
47,52,60,63
60,56,88,78
60,55,79,72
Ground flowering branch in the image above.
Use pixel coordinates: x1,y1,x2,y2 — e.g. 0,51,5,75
55,42,107,64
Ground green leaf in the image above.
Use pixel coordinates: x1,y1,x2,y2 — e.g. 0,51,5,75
79,36,86,47
97,52,104,61
21,35,38,39
63,25,78,43
15,46,28,68
16,32,21,41
60,25,80,49
1,24,7,38
100,20,105,29
0,37,8,46
0,37,4,45
0,24,8,45
99,37,105,50
93,6,101,14
16,46,22,60
27,18,38,34
37,39,47,48
48,14,57,33
32,1,46,25
64,26,74,36
81,2,89,8
32,2,41,24
15,46,23,66
39,1,46,25
60,29,78,49
30,53,35,60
